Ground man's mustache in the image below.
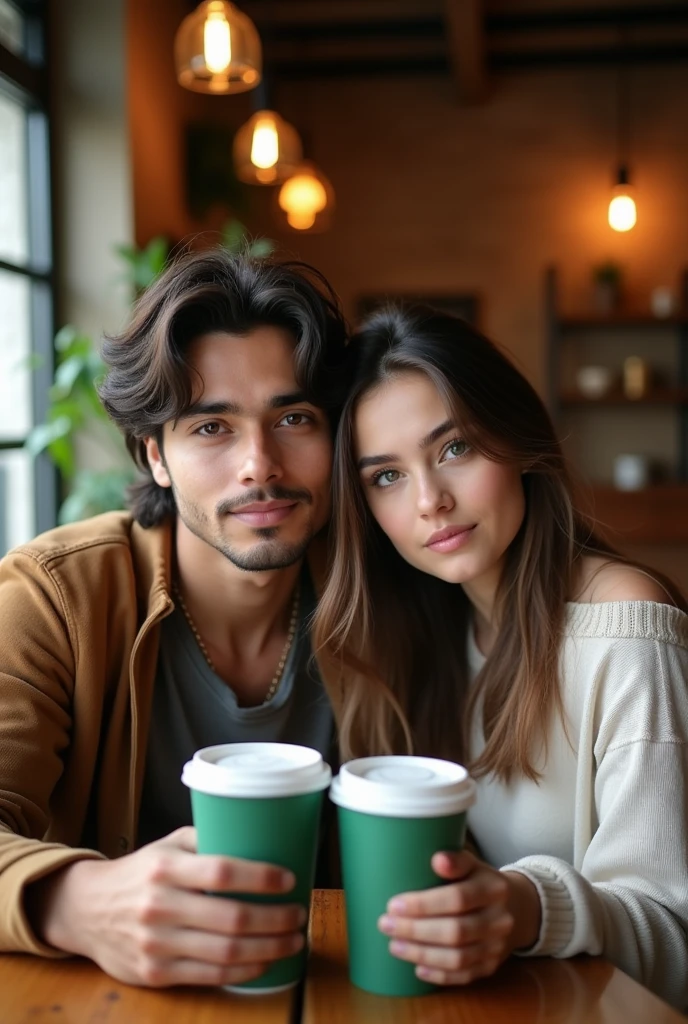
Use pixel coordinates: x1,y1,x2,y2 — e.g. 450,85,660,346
217,487,313,515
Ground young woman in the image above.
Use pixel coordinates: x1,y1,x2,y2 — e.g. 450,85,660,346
314,306,688,1009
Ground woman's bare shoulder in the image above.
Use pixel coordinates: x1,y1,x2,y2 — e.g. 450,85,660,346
573,555,675,605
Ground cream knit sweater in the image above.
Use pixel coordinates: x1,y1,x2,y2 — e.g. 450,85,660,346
466,601,688,1010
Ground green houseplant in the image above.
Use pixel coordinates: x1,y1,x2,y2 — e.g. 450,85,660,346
26,225,274,524
592,261,622,314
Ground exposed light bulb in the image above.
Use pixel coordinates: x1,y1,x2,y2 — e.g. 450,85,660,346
251,116,279,170
279,173,327,231
608,193,636,232
608,165,636,232
204,8,231,73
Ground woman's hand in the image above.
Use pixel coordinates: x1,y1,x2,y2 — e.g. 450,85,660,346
377,850,542,986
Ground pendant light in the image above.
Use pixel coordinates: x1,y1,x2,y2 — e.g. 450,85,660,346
276,162,335,232
233,109,302,185
608,165,636,233
608,42,636,232
175,1,262,95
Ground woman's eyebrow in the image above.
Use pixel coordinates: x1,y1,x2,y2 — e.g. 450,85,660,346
419,419,454,449
358,452,397,470
357,420,455,470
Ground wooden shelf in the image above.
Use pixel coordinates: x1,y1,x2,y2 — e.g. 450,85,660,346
577,484,688,544
561,388,688,407
560,314,688,330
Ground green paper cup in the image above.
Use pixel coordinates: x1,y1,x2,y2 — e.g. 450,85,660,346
181,742,331,994
330,755,476,997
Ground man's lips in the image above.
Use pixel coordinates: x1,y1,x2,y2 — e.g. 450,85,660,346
230,500,299,528
425,524,476,553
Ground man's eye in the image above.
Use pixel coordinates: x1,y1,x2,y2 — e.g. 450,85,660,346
197,422,223,436
280,412,311,426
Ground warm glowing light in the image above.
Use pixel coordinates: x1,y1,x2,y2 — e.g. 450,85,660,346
608,192,636,232
233,110,302,185
279,173,328,230
175,1,261,95
204,8,231,73
251,116,279,170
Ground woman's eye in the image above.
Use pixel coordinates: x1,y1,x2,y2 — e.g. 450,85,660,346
372,469,401,488
442,439,469,461
280,412,311,427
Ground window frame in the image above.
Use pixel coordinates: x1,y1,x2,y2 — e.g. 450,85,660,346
0,0,56,548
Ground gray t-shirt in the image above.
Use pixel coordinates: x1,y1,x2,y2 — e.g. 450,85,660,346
137,569,333,847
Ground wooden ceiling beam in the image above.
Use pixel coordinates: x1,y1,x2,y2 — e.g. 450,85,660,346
241,1,442,28
444,0,486,103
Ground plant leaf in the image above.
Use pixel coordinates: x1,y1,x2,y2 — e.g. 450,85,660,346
221,219,247,254
51,354,89,398
248,237,274,259
47,436,75,478
24,416,73,457
58,468,134,524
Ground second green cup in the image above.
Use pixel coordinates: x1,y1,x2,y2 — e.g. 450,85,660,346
330,755,476,997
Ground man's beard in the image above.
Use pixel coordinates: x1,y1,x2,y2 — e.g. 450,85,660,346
173,484,315,572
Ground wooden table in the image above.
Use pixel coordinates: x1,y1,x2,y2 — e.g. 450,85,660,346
3,891,685,1023
0,953,297,1024
303,889,687,1024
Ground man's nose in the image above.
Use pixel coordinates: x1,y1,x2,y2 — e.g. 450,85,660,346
236,430,283,486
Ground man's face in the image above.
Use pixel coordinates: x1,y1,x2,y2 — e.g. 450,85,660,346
145,326,333,572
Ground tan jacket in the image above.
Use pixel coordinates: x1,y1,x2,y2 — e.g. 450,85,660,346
0,512,341,956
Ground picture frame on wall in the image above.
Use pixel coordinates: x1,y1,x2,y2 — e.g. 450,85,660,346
357,293,479,326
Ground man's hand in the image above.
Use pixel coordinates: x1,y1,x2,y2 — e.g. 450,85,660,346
26,827,306,988
377,850,541,986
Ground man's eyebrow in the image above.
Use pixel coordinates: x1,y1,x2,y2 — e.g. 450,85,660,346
357,420,456,471
267,391,309,410
178,400,242,420
419,419,454,450
176,393,311,423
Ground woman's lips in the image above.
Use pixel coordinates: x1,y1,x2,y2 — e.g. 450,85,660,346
231,502,298,527
425,525,476,553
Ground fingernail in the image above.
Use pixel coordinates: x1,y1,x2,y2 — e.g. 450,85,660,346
389,940,407,955
378,915,395,935
417,966,432,980
388,898,406,913
280,870,296,890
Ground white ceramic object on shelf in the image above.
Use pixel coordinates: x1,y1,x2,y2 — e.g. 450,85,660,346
576,365,613,399
613,454,650,491
650,286,675,319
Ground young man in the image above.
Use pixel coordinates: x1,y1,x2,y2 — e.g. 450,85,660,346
0,249,351,988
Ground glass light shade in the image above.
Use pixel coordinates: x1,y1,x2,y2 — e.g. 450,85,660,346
608,188,637,232
276,162,335,232
233,110,303,185
175,1,262,95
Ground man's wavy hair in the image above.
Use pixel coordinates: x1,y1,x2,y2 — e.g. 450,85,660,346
98,248,350,528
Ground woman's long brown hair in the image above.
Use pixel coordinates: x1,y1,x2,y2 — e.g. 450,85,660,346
313,306,686,782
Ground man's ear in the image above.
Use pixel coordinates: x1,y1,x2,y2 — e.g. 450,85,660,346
143,436,172,488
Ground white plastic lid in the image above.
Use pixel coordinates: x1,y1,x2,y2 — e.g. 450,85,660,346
329,755,476,818
181,743,332,798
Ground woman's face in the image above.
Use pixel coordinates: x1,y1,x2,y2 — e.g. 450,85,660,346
354,371,526,600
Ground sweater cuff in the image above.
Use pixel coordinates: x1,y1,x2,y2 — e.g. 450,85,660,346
501,862,575,957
